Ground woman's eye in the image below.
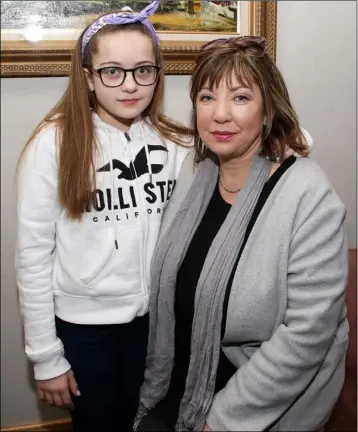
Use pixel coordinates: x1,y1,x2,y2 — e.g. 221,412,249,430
234,95,249,102
199,95,213,102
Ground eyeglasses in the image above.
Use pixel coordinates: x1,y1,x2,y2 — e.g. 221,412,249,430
92,65,160,88
201,36,267,54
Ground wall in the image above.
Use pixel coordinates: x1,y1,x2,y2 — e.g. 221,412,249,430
276,0,357,248
1,1,356,428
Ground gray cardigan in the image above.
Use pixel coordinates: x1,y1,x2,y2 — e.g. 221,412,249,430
158,152,349,431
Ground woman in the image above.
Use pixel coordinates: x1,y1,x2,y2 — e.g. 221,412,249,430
135,37,349,431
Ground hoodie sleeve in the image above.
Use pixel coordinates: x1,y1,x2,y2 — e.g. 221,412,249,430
285,126,313,158
300,126,313,151
15,126,71,381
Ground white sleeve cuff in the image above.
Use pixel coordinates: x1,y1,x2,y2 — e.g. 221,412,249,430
34,351,71,381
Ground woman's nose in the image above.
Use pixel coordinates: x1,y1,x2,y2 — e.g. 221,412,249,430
212,101,232,123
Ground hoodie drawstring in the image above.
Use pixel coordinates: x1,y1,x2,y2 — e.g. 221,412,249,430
107,123,151,295
139,124,153,184
107,132,119,250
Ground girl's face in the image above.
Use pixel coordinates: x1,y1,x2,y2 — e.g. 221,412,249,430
86,30,157,131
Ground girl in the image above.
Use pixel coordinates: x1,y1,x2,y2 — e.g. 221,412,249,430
15,2,190,431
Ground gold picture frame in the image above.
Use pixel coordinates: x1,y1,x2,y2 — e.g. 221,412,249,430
0,1,276,77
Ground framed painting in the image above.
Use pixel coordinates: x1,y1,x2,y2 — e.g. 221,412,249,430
0,1,277,77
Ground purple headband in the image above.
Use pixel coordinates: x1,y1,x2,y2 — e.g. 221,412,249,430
81,0,160,57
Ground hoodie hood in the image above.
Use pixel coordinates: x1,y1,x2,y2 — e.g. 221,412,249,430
92,111,141,134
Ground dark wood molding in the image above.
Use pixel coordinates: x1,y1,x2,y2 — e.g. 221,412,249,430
1,418,71,432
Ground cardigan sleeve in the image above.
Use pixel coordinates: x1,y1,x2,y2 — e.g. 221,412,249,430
206,179,348,431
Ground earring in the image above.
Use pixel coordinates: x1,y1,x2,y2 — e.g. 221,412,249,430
199,139,206,157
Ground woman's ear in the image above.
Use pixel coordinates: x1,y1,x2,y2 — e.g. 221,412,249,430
263,110,275,127
84,68,95,92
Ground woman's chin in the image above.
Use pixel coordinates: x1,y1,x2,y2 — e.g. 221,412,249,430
207,145,239,161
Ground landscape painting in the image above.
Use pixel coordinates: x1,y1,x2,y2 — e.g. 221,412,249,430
1,1,238,34
0,1,277,77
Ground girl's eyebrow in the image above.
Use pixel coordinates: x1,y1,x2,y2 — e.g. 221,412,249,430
135,60,155,66
99,60,155,67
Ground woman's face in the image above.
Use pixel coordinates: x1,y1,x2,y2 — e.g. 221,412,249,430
196,74,266,161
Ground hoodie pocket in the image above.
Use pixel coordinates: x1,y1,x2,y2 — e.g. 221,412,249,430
79,225,117,288
81,225,142,297
53,224,117,295
54,217,144,298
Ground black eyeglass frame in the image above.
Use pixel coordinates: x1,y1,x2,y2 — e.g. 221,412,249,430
91,65,161,88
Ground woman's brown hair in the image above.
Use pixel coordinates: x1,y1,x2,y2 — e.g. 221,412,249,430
190,37,309,163
17,15,191,220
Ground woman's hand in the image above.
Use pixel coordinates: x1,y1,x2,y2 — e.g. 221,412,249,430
203,424,211,431
36,369,79,410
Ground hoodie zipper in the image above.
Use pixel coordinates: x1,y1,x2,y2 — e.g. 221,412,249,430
124,130,149,298
94,114,150,297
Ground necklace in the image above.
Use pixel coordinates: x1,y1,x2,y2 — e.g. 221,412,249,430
219,172,241,194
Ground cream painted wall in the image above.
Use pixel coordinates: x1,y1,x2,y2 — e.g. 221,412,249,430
276,0,357,249
1,1,356,428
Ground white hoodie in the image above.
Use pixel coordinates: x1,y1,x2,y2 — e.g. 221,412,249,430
15,113,190,380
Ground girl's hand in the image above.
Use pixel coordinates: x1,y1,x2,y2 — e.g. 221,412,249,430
203,424,211,431
36,369,79,410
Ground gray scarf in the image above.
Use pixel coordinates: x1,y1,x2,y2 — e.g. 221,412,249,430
135,155,271,432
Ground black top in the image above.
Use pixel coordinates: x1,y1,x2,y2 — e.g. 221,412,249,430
152,156,296,429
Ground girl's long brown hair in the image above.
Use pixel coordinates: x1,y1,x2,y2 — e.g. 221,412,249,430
190,39,309,163
18,17,192,220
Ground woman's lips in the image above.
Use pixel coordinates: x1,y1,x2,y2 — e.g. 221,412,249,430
211,131,235,141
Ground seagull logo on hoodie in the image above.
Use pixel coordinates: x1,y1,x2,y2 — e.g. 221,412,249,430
97,145,168,180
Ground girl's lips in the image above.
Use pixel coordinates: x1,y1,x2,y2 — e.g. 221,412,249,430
120,99,140,105
211,132,235,141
